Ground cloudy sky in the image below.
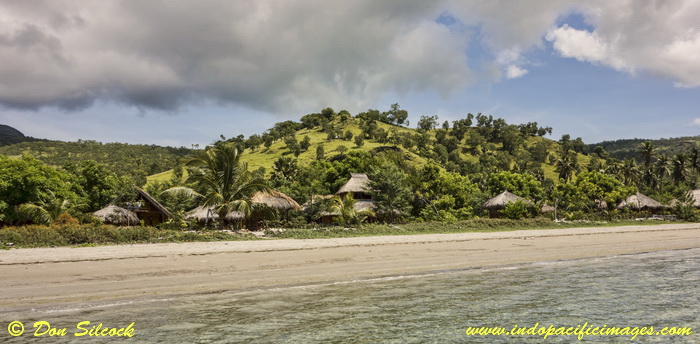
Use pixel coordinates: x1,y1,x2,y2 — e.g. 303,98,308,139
0,0,698,147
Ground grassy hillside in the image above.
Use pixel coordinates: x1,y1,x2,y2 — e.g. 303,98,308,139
148,115,581,186
589,136,700,161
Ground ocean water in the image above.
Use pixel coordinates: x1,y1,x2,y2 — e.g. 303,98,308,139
2,248,698,343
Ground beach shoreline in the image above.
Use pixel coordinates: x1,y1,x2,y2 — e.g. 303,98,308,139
1,223,699,313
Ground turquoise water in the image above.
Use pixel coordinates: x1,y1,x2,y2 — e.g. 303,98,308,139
2,248,698,343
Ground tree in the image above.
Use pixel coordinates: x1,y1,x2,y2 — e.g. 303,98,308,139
417,115,439,131
384,103,408,126
164,142,271,224
344,130,354,141
640,141,655,168
0,155,78,223
327,192,373,225
354,134,364,147
368,164,412,223
300,136,311,151
487,171,544,201
316,145,325,160
555,150,579,182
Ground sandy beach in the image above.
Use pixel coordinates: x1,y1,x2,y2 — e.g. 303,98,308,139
1,223,699,313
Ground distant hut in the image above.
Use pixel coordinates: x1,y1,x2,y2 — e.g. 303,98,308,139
251,191,301,211
185,205,244,225
336,173,373,199
541,203,555,214
127,187,173,226
616,192,664,212
690,189,700,208
482,190,533,218
93,205,139,226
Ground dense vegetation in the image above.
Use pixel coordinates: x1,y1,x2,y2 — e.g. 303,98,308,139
0,139,192,185
1,105,698,240
588,136,700,161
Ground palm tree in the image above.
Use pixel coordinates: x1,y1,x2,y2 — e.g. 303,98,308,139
16,196,72,225
618,158,641,186
654,155,671,191
671,154,688,185
164,142,271,225
639,141,655,169
327,192,374,225
554,151,578,182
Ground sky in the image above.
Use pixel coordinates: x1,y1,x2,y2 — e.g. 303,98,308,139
0,0,698,148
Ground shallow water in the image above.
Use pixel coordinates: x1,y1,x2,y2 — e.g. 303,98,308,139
2,248,698,343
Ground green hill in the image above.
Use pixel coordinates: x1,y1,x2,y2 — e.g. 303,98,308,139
147,110,577,186
0,124,32,146
589,136,700,161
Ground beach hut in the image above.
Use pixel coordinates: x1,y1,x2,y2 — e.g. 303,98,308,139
93,205,139,226
185,205,244,225
690,189,700,208
251,190,301,211
482,190,533,218
616,192,664,212
126,187,173,226
336,173,373,199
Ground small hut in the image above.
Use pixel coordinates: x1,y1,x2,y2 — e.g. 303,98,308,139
251,191,301,211
127,187,173,226
93,205,139,226
616,192,664,212
336,173,373,199
185,205,244,225
541,203,555,214
690,189,700,208
482,190,533,218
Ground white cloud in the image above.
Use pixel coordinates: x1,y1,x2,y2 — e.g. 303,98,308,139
505,65,528,79
692,118,700,127
0,0,698,115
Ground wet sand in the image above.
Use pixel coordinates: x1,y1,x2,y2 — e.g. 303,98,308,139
1,223,699,312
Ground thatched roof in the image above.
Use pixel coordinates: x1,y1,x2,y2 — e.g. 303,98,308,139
594,199,609,210
482,190,532,210
616,192,664,210
251,190,301,211
541,203,555,214
336,173,371,195
354,199,376,212
135,187,173,218
690,189,700,208
185,205,244,222
93,205,139,225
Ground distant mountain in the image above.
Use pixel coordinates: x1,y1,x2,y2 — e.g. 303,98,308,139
0,124,32,146
589,136,700,161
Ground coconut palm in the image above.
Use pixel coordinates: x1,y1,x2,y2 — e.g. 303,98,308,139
671,153,688,185
554,151,578,182
164,142,271,225
639,141,655,168
654,155,671,191
15,196,72,225
618,158,641,186
327,192,374,225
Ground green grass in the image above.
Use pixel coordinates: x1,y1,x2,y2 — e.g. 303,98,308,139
0,224,258,249
266,218,674,239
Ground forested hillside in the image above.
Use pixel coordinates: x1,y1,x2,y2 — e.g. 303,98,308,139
0,140,191,185
589,136,700,161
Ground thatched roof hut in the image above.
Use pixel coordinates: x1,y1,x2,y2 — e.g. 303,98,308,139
690,189,700,208
336,173,372,199
251,191,301,211
482,190,533,218
541,203,555,214
616,192,664,211
93,205,139,226
130,187,173,226
185,205,244,223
